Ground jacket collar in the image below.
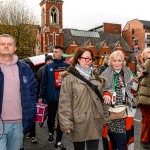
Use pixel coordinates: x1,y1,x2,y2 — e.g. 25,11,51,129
53,57,65,64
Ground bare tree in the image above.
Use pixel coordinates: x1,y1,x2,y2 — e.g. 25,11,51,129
0,0,39,58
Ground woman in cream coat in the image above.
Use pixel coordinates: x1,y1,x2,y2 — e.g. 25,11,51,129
58,47,109,150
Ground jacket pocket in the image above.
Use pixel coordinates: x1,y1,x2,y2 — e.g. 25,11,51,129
74,112,87,123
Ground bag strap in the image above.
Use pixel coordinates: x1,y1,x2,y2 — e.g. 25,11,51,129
70,72,104,103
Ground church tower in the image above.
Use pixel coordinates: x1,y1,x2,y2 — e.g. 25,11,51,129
39,0,64,53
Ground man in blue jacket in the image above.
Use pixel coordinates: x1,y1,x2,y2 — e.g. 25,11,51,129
38,46,69,150
0,34,37,150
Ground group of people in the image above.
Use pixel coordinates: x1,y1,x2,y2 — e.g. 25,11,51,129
0,33,150,150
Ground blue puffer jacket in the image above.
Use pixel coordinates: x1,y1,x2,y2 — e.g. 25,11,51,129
39,58,69,102
0,60,37,134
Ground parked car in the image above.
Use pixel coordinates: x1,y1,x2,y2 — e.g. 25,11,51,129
21,53,73,72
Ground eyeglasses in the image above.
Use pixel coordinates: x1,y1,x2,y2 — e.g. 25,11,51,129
80,57,93,62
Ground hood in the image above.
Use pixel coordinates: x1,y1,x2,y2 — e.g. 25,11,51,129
0,55,18,66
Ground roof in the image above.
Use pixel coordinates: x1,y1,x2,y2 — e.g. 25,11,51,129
40,0,63,5
70,30,100,38
139,20,150,30
63,28,132,52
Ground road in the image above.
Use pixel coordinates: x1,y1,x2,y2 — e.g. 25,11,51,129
24,108,145,150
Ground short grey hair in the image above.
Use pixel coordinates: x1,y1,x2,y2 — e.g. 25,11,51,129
141,48,150,59
109,50,125,66
0,34,16,46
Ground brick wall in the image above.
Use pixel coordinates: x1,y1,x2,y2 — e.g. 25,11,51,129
104,23,121,34
122,19,145,51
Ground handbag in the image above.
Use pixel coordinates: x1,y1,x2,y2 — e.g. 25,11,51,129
109,105,127,120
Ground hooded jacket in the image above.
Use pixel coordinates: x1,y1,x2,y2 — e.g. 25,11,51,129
0,60,37,133
136,58,150,105
39,58,69,101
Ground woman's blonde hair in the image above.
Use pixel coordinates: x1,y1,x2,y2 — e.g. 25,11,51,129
109,50,124,66
141,48,150,60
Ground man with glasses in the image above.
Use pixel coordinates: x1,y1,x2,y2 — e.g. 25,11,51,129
38,46,69,150
0,34,37,150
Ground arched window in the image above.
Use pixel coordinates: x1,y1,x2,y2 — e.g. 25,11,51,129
41,8,45,26
103,52,107,56
53,32,56,47
36,40,40,54
49,7,59,25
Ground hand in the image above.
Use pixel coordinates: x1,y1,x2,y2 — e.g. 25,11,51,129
64,129,70,134
136,68,144,79
38,98,43,104
103,95,111,104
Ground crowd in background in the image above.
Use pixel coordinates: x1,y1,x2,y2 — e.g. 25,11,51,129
0,33,150,150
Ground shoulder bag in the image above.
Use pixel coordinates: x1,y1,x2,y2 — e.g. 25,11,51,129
70,72,104,103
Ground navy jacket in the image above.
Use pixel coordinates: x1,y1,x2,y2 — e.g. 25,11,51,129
0,60,37,133
39,58,69,102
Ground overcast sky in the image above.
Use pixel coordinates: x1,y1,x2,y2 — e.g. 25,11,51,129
25,0,150,30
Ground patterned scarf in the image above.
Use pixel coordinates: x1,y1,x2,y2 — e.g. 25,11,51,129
100,66,134,108
113,69,126,105
75,63,93,80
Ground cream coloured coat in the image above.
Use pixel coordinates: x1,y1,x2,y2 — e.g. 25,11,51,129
58,66,108,142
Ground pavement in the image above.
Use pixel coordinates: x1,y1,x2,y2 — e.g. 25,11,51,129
24,108,147,150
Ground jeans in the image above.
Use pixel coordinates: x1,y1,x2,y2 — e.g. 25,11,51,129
108,130,127,150
0,121,24,150
73,140,99,150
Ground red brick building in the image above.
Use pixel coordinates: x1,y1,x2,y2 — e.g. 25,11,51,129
36,0,64,54
122,19,150,72
122,19,150,52
36,0,135,70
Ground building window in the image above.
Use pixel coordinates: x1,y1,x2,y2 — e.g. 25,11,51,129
53,32,56,47
50,7,59,25
36,40,40,54
103,52,107,55
147,44,150,48
132,28,134,35
147,35,150,39
41,8,45,26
